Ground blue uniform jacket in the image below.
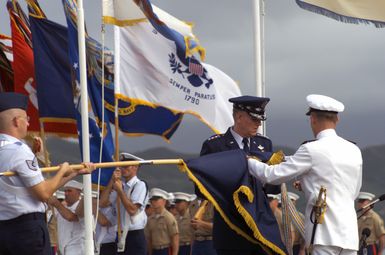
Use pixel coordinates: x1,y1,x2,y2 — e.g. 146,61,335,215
200,128,277,251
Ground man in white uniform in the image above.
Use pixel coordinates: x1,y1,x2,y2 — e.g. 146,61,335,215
0,92,94,255
49,180,85,255
248,94,362,255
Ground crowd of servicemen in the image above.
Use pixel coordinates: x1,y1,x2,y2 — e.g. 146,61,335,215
0,91,385,255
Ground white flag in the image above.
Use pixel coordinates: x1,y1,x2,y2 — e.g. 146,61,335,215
103,0,241,133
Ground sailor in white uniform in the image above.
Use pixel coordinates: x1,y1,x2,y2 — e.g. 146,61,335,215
50,180,85,255
248,94,362,255
0,92,94,255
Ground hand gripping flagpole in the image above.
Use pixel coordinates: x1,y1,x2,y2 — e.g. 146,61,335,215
0,159,185,177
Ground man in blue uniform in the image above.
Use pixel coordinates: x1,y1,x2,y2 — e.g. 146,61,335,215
0,92,94,255
200,95,277,255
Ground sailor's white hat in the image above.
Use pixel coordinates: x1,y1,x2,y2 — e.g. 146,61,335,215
306,94,344,115
267,194,278,200
55,190,65,200
288,192,300,201
149,188,172,200
173,192,197,202
63,180,83,190
358,192,375,201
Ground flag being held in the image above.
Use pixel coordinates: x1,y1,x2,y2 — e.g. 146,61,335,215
103,0,241,134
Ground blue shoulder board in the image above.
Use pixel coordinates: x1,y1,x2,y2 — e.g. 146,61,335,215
207,134,223,141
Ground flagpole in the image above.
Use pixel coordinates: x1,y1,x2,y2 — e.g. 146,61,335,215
113,25,123,242
253,0,266,135
0,159,185,176
76,0,94,254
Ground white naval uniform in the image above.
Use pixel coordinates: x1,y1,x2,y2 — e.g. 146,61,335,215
248,129,362,252
55,200,85,255
95,205,118,247
0,134,46,220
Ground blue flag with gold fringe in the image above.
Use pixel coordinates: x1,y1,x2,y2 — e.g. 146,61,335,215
63,0,115,187
185,149,287,255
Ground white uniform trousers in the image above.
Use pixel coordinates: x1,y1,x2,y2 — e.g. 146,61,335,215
313,245,356,255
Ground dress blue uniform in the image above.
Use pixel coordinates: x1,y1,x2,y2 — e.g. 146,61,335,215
0,92,51,255
199,95,279,255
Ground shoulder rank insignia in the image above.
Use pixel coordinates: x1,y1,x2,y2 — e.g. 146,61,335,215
25,156,38,171
256,133,270,139
208,134,223,141
301,139,315,145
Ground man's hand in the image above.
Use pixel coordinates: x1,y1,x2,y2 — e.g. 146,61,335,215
32,136,42,154
112,178,123,193
47,196,61,207
77,162,96,175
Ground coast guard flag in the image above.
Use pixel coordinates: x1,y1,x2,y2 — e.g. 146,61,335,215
296,0,385,27
63,0,115,186
185,150,287,255
103,0,241,134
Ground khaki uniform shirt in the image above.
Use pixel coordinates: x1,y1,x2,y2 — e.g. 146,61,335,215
145,208,179,248
358,210,385,245
193,202,214,238
177,209,193,244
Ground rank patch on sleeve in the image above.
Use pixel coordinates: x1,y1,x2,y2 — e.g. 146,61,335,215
26,157,38,171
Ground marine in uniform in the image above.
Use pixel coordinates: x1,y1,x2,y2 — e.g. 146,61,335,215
49,180,85,255
200,95,277,255
357,192,385,255
99,152,148,255
190,201,217,255
249,94,363,255
173,192,196,255
0,92,94,255
145,188,179,255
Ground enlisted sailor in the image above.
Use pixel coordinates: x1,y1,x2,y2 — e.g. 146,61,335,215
200,95,278,255
248,94,363,255
357,192,385,255
0,92,94,255
49,180,85,255
173,192,196,255
145,188,179,255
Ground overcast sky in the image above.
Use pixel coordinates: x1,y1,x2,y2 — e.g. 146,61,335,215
1,0,385,154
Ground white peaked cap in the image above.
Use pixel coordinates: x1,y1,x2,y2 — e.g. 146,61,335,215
306,94,344,114
288,192,300,201
358,192,375,201
267,194,278,200
63,180,83,190
55,190,65,200
173,192,197,202
149,188,172,200
167,193,175,202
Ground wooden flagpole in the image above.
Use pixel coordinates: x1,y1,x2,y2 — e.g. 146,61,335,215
0,159,184,177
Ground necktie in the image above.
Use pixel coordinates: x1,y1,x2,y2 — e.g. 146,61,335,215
242,138,250,154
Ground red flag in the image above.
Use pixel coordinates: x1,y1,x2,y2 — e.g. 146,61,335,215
8,1,77,136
